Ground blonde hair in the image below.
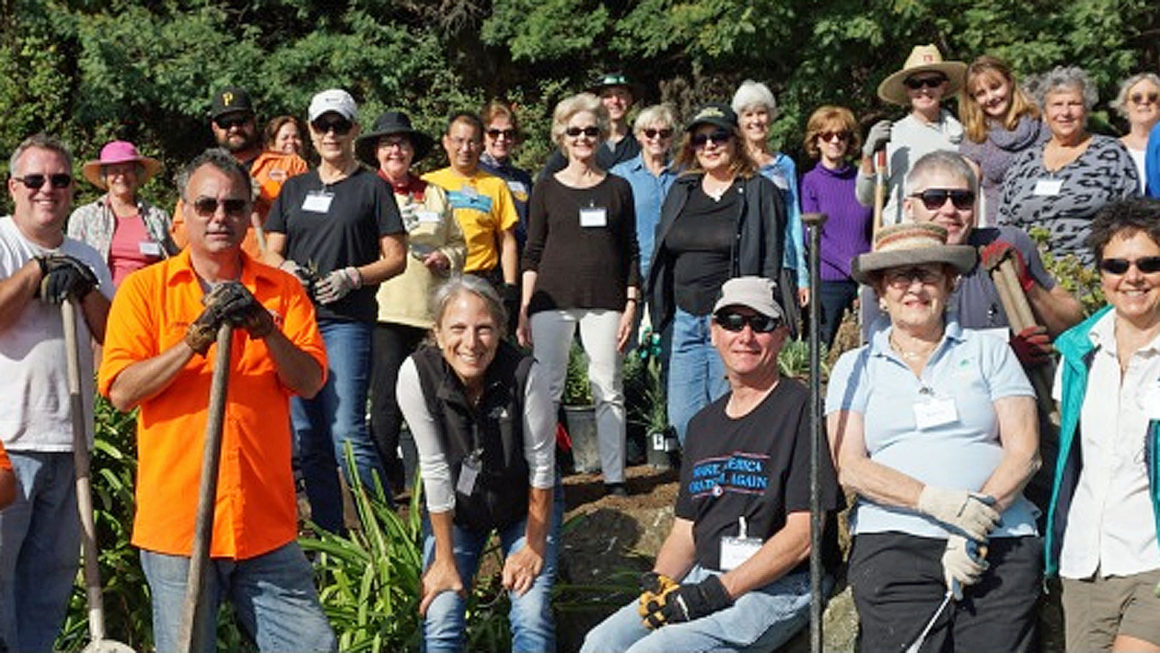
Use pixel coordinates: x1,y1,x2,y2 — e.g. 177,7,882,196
633,104,677,133
802,106,860,160
550,93,610,150
960,55,1040,144
1110,73,1160,119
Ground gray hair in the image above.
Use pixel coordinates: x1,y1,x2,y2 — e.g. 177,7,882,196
431,275,508,336
633,104,678,133
731,80,778,117
905,150,979,196
1032,66,1098,111
9,133,73,177
175,148,253,203
1110,72,1160,119
551,93,610,150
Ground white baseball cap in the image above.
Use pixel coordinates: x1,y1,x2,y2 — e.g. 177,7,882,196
308,89,358,123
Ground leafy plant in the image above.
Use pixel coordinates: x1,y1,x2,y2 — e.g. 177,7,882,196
562,342,593,407
627,328,669,434
1029,225,1104,315
779,338,829,381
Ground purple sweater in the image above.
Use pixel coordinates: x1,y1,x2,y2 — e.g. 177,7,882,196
800,162,872,281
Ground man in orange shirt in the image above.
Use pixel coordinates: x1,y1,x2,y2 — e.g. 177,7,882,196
99,149,335,653
171,86,309,258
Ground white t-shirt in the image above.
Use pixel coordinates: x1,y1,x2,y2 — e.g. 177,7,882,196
0,216,113,452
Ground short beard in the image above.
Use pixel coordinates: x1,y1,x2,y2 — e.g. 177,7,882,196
218,131,258,154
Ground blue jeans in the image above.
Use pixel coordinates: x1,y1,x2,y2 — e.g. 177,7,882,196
667,308,729,446
0,451,80,653
140,542,336,653
421,478,563,652
581,567,819,653
817,280,858,349
292,319,388,533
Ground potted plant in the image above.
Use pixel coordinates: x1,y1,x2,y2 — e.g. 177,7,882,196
633,328,678,469
561,342,600,474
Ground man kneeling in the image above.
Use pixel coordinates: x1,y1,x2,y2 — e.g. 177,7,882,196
582,276,843,653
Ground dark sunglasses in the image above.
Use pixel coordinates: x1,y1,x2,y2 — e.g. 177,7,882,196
903,75,947,90
193,197,248,218
1130,92,1159,105
643,128,674,140
1098,257,1160,275
12,173,72,190
214,114,251,130
691,130,733,148
486,128,517,139
911,188,975,211
819,130,851,142
565,126,601,138
312,117,353,136
714,311,781,333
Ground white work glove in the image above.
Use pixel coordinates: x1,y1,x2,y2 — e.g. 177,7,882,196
314,266,361,304
862,120,892,159
942,535,988,600
917,486,1000,541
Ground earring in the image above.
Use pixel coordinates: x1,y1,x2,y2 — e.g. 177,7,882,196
878,298,889,313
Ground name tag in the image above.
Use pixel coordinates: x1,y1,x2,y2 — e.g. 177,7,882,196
1033,179,1063,196
506,180,529,201
416,210,441,223
302,191,333,213
914,397,958,430
720,536,763,571
579,207,608,228
456,452,481,496
139,241,162,256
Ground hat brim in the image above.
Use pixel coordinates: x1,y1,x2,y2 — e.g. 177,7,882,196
81,157,163,190
877,62,967,106
685,116,736,133
355,130,434,169
851,245,977,285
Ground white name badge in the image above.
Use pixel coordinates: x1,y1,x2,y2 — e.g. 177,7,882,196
914,397,959,430
456,461,479,496
302,191,333,213
416,210,441,223
579,207,608,228
507,181,528,197
719,536,763,571
139,241,162,257
1033,179,1063,196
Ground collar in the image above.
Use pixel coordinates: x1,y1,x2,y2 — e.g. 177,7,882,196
479,152,507,170
165,247,262,288
379,170,427,199
868,316,965,357
1088,309,1160,358
813,161,854,178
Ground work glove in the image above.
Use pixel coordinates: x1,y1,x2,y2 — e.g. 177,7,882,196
1010,325,1052,367
215,281,276,340
35,254,99,304
641,574,733,628
637,572,680,628
314,266,361,304
917,486,1000,541
942,535,988,600
862,120,892,159
980,240,1035,291
185,282,250,356
279,260,320,297
502,283,520,337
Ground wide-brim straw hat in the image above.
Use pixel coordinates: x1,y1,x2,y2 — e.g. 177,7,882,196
877,44,967,106
355,111,434,168
851,222,977,285
81,140,163,190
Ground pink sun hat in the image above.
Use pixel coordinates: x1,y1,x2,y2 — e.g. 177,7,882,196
81,140,163,190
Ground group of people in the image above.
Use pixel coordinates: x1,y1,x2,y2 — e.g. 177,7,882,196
0,40,1159,653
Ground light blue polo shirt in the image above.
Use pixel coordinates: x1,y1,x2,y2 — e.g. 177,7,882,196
826,318,1039,538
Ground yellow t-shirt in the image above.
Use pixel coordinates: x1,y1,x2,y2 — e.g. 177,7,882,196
421,167,518,274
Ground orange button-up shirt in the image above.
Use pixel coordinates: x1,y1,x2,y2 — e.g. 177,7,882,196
97,249,326,559
171,150,308,259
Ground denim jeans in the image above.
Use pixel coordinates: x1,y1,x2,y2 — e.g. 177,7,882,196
581,567,819,653
667,308,729,446
421,477,564,653
817,280,858,349
292,318,388,532
0,451,80,653
140,542,335,653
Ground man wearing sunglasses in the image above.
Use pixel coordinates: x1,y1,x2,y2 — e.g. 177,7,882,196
0,134,113,653
171,86,308,258
99,149,336,652
583,276,842,653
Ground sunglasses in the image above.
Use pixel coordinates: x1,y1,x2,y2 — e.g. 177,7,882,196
691,130,733,148
911,188,975,211
214,114,251,130
1130,92,1159,105
819,130,851,143
486,128,517,140
903,75,947,90
883,266,946,288
643,128,674,140
12,173,72,190
565,126,601,138
193,197,248,218
312,117,353,136
714,311,781,333
1098,257,1160,275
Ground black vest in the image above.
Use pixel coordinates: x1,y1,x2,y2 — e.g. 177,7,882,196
411,342,533,531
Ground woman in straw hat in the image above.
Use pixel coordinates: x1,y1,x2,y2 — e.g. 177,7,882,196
856,44,967,226
827,222,1042,652
68,140,176,287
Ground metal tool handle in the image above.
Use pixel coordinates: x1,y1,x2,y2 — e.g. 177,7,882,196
802,211,829,653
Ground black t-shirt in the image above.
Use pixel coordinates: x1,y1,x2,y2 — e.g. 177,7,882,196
676,378,844,574
666,183,739,315
266,167,404,323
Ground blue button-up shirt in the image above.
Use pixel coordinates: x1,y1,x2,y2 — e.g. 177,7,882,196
610,152,679,280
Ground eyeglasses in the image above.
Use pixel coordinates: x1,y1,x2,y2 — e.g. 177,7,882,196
819,130,851,143
1098,257,1160,275
883,266,946,288
448,136,481,150
1130,92,1159,105
643,128,674,140
691,130,733,148
903,75,947,90
714,311,781,333
193,197,248,218
214,114,251,130
12,173,72,190
486,128,517,140
565,126,601,138
910,188,975,211
312,117,353,136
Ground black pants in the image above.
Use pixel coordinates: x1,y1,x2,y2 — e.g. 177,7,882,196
369,321,427,490
849,532,1042,653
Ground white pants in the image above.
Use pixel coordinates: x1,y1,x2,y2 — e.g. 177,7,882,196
530,309,625,483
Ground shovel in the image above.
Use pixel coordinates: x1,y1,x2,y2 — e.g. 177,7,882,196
62,299,135,653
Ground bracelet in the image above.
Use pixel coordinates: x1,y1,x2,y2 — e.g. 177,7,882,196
626,297,638,303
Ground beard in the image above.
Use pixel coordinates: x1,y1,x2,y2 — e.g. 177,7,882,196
218,129,258,154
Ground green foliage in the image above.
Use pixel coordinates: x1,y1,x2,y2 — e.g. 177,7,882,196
626,327,669,434
779,338,829,381
1029,225,1104,314
563,341,593,406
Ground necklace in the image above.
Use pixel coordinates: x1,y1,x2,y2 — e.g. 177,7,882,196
890,333,937,361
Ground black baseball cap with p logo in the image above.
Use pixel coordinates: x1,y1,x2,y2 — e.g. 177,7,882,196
210,86,255,121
